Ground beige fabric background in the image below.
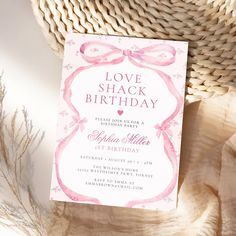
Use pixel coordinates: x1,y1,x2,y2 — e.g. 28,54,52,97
47,89,236,236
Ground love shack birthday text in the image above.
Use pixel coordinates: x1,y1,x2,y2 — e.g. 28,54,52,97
85,72,159,109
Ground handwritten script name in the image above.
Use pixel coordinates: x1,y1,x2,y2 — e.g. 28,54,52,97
87,130,150,145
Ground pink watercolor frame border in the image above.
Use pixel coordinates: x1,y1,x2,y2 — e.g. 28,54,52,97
55,41,183,208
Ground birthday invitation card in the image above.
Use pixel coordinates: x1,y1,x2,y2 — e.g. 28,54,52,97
50,33,188,211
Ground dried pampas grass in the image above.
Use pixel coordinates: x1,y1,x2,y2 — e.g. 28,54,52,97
0,73,46,236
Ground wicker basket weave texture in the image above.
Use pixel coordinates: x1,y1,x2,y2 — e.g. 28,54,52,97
30,0,236,103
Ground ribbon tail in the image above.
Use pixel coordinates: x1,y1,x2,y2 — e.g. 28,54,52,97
166,128,173,137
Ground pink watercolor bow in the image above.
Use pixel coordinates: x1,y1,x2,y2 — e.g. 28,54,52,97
154,123,173,138
79,41,176,66
71,116,88,132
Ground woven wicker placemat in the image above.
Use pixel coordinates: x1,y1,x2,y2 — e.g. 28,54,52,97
30,0,236,103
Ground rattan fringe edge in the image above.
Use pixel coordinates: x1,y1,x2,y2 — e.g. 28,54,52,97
30,0,236,103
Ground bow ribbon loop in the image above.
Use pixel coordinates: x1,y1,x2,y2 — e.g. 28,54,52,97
72,116,88,132
80,41,176,66
155,123,172,138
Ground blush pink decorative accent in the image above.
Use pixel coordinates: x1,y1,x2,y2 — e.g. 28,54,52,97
55,40,182,207
117,110,124,116
80,41,176,66
72,116,88,131
155,123,173,138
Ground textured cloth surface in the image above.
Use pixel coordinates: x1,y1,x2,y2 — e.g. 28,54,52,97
30,0,236,102
47,90,236,235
